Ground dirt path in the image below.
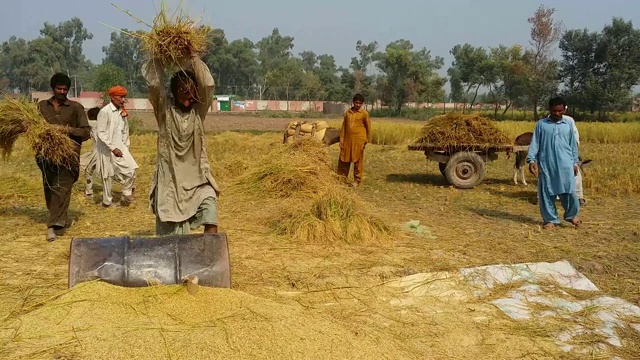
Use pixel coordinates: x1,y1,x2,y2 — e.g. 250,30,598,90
130,111,421,132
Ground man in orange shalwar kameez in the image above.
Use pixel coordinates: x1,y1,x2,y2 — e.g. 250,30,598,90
338,93,371,187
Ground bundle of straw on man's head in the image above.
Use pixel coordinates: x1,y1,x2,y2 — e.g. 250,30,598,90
0,96,78,168
145,13,208,67
113,2,209,69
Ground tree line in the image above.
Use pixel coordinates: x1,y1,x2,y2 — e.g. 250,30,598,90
1,5,639,120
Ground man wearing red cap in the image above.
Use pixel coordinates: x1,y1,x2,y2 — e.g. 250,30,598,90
95,85,138,207
142,52,219,235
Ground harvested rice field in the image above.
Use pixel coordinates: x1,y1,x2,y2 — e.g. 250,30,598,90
1,113,639,359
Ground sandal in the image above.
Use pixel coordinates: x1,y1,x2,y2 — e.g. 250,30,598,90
542,223,556,229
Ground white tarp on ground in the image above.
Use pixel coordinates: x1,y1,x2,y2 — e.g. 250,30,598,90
387,260,640,357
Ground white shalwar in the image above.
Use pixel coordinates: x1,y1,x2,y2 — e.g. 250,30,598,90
96,103,139,206
563,115,584,199
80,119,99,196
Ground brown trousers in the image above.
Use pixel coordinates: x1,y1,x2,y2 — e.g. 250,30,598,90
337,152,365,184
37,158,79,228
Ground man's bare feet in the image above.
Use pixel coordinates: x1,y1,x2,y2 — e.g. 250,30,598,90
567,218,583,228
46,228,56,242
204,224,218,233
542,223,556,229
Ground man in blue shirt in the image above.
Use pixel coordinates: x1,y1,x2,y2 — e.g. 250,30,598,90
527,97,582,229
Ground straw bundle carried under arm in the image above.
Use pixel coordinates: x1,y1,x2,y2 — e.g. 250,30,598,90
0,96,79,168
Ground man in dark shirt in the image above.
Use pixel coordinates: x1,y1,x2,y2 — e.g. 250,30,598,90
37,73,91,241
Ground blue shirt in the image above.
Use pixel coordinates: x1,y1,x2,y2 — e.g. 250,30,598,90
526,117,579,196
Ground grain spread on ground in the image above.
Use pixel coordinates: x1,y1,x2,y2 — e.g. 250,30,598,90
1,281,407,359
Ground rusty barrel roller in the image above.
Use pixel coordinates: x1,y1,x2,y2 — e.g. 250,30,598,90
68,233,231,288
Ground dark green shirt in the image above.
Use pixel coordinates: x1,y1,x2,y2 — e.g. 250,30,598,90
38,97,91,147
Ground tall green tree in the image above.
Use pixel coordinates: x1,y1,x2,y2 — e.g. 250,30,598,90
40,17,93,74
92,63,126,94
560,18,640,117
316,54,344,101
447,44,491,111
102,29,146,95
0,18,93,93
484,45,528,118
523,5,563,120
265,58,303,106
200,29,259,97
375,39,445,114
349,40,378,103
256,28,295,98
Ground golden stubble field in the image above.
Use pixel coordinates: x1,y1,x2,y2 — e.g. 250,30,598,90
1,114,639,359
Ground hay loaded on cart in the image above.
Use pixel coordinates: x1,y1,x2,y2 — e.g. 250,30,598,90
408,113,528,189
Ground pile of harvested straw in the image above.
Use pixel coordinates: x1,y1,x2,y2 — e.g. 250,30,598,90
232,137,393,244
112,1,209,68
235,137,336,197
271,188,392,244
412,113,511,150
1,281,406,359
0,96,78,167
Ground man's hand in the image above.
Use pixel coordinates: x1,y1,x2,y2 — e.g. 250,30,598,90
574,164,579,176
529,162,539,177
112,148,123,157
339,142,344,149
52,124,69,133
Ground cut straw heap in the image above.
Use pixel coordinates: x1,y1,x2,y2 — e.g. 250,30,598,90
412,113,511,151
234,138,393,244
0,96,78,168
112,1,209,68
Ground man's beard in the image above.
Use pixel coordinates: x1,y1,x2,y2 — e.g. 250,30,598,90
177,100,193,112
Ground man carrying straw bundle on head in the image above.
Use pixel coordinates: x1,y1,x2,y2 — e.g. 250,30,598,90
142,52,220,235
37,73,91,241
338,93,371,188
95,86,138,207
527,97,582,229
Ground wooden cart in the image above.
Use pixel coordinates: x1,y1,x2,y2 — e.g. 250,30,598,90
408,143,530,189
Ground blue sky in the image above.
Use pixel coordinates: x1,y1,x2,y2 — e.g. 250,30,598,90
2,0,639,82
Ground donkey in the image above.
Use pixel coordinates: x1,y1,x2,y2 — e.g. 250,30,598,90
512,131,592,186
282,124,341,147
322,128,340,146
513,132,533,185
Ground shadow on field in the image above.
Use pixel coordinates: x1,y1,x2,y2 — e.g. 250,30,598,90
486,189,539,205
130,230,156,236
468,207,540,225
482,177,518,185
386,173,449,186
0,206,85,224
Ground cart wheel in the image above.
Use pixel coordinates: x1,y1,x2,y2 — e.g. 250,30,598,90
444,152,486,189
438,162,447,177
